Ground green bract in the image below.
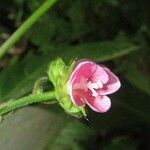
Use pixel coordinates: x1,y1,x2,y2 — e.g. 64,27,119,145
47,58,86,118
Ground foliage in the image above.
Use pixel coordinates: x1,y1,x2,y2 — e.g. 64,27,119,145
0,0,150,149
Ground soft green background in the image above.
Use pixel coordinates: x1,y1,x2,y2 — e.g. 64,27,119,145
0,0,150,149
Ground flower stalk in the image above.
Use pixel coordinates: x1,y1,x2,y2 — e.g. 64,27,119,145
0,91,56,116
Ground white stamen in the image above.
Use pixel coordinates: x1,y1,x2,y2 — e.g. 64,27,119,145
73,78,104,97
97,80,103,88
87,80,103,97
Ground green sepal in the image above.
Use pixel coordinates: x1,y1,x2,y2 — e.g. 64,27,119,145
47,58,87,118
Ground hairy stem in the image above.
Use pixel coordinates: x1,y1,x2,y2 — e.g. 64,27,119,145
0,0,58,58
0,91,56,116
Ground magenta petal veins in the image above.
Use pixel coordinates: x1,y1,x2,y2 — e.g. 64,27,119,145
67,60,121,113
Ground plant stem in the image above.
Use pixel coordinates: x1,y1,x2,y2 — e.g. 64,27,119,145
0,0,58,58
0,91,56,116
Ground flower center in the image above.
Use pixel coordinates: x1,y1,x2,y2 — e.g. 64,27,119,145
73,78,103,97
87,80,103,97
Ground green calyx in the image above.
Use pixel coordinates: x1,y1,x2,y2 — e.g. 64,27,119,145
47,58,86,118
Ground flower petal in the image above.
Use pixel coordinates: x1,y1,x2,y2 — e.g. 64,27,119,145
85,95,111,112
71,89,86,106
68,61,97,106
91,65,109,84
70,61,97,83
98,67,121,95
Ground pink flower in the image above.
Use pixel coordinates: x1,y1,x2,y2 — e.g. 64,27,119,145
67,60,121,113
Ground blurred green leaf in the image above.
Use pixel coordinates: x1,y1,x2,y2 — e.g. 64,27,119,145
54,17,73,42
0,54,50,102
119,50,150,96
67,0,89,38
27,0,45,12
29,15,55,48
102,0,119,6
124,63,150,96
120,0,150,30
0,106,67,150
102,137,136,150
49,120,95,150
56,41,139,62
